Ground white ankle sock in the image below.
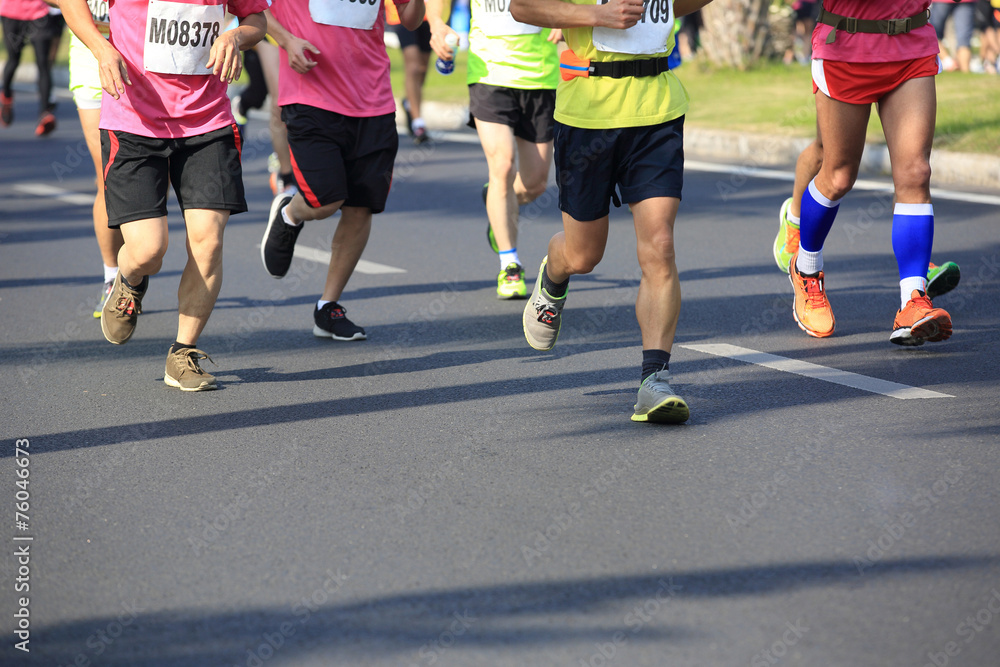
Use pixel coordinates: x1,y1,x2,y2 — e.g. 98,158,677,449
899,277,927,308
104,264,118,283
281,206,300,227
796,248,823,275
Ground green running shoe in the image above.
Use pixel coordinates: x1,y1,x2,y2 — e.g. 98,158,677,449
926,261,960,300
497,263,527,300
773,197,800,274
631,370,690,424
483,183,500,253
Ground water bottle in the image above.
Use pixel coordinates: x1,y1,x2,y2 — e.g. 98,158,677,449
435,33,459,75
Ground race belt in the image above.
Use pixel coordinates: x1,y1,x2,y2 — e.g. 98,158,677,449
817,7,931,44
559,50,671,81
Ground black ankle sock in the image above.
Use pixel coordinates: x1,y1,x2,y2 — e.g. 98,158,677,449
279,171,296,187
641,349,671,382
542,266,569,298
170,342,196,355
122,274,148,291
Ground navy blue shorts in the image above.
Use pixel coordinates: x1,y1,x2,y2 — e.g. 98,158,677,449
282,104,398,213
101,125,247,227
554,116,684,222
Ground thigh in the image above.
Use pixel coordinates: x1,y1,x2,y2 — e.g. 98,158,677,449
2,17,28,55
877,75,936,177
615,117,685,206
344,113,398,214
516,136,553,189
814,93,870,177
554,122,623,222
102,130,171,227
170,125,247,215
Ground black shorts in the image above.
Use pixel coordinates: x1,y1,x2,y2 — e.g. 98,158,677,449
794,1,820,22
976,0,1000,30
392,21,431,52
553,116,685,222
101,125,247,227
468,83,556,143
281,104,398,213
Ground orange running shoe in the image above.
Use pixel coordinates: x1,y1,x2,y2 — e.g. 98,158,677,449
1,93,12,126
789,253,835,338
890,290,952,346
35,111,56,136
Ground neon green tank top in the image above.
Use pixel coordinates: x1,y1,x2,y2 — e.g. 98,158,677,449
467,0,559,90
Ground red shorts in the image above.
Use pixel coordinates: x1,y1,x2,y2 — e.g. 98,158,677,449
812,54,941,105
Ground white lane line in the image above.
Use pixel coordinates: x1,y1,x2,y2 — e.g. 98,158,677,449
292,245,406,274
15,183,94,206
680,343,954,399
685,160,1000,206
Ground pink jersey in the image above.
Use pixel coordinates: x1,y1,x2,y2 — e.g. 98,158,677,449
101,0,267,138
813,0,939,63
0,0,49,22
269,0,408,118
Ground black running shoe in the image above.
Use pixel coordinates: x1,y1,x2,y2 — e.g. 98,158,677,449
313,302,367,341
260,193,301,278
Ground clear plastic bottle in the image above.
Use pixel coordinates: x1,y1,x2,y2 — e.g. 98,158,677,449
435,33,459,75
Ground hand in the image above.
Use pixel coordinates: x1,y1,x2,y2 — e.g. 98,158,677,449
547,28,563,44
429,24,458,61
286,35,320,74
96,42,130,99
596,0,645,29
207,30,244,83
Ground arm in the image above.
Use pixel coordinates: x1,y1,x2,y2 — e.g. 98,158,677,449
510,0,645,30
58,0,131,99
264,8,320,74
208,11,267,83
396,0,426,32
426,0,456,60
674,0,713,18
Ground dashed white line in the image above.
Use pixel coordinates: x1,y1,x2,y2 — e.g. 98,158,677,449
14,183,93,206
680,343,954,399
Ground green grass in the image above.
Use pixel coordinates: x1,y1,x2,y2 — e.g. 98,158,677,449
387,49,1000,155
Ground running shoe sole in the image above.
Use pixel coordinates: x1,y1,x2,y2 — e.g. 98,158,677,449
773,197,796,273
312,325,366,341
631,396,690,424
926,261,961,300
890,311,953,346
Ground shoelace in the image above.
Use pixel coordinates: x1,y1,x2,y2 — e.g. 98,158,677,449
907,294,934,312
115,294,142,317
800,274,829,311
183,350,214,374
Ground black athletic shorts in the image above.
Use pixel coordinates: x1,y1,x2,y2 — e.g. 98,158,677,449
281,104,398,213
553,116,685,222
101,124,247,227
467,83,556,143
391,21,431,52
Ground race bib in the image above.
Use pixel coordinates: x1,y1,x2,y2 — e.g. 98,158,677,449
308,0,382,30
144,0,224,75
87,0,109,30
593,0,673,55
474,0,541,37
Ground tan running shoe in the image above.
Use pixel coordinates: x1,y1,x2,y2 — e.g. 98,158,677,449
164,348,217,391
789,253,835,338
100,271,146,344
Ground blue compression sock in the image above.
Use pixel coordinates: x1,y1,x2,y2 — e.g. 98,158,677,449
892,202,933,306
796,178,841,274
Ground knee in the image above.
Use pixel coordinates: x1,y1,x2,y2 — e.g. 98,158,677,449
521,178,549,203
564,247,603,276
128,239,168,272
824,168,857,201
639,235,678,275
894,158,932,192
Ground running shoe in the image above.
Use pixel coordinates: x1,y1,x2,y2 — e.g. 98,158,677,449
164,347,217,391
497,262,527,300
483,183,500,254
631,370,690,424
35,111,56,137
926,261,961,300
92,279,114,318
523,256,566,351
0,93,12,126
773,197,800,273
890,290,952,346
413,126,430,145
789,253,835,338
267,151,280,175
402,98,414,135
101,271,147,345
260,193,300,278
313,302,367,341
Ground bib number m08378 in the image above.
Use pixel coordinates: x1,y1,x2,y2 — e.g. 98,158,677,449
144,0,224,75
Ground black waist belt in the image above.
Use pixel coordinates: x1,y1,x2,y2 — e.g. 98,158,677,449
589,57,672,78
817,7,930,44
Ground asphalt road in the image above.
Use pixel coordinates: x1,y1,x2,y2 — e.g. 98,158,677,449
2,89,999,667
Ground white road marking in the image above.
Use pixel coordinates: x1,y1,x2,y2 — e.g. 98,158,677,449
292,245,406,274
680,343,954,399
15,183,94,206
685,160,1000,206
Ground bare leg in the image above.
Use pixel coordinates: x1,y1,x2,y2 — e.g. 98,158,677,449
117,217,169,286
176,209,228,346
257,40,292,176
476,119,519,251
631,197,682,352
321,206,372,302
401,44,430,123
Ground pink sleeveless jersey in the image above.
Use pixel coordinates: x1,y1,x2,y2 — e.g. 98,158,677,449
813,0,939,63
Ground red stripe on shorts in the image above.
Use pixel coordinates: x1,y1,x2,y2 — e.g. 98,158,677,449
814,54,940,104
289,148,320,208
103,130,119,186
232,123,242,157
